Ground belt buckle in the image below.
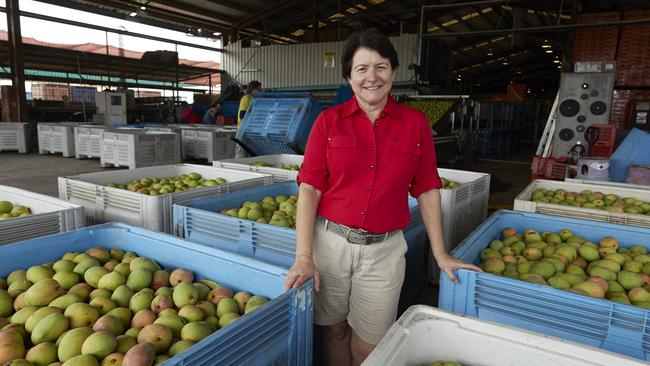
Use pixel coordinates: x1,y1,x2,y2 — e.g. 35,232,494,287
345,227,369,245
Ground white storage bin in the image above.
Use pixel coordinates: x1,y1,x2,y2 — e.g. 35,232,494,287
74,125,106,159
99,130,181,169
514,179,650,228
182,127,236,162
429,168,491,283
0,122,32,154
37,122,81,157
58,164,272,233
363,305,645,366
213,154,304,182
0,185,85,246
566,178,650,191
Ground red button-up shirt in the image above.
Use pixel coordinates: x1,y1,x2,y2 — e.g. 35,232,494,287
297,96,442,233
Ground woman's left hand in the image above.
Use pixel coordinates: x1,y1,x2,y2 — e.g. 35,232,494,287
435,252,482,284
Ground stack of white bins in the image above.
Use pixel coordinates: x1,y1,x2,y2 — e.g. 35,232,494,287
181,126,236,162
0,122,32,154
74,125,106,159
99,130,181,169
37,122,82,157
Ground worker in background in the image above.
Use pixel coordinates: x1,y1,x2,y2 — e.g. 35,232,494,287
236,80,262,158
202,104,221,124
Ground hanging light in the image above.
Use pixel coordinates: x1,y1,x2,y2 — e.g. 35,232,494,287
553,59,561,64
129,12,137,17
487,48,494,56
545,49,553,54
542,39,552,48
501,59,509,66
140,6,146,10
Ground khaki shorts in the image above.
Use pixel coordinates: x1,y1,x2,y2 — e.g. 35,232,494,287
313,219,407,345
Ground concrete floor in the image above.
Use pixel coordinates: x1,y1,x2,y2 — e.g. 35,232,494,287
0,152,121,197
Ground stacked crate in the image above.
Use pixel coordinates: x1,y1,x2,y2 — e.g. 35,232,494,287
573,12,620,64
616,10,650,87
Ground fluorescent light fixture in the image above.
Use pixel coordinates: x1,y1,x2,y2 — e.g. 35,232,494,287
213,32,222,36
542,44,552,48
553,59,560,64
140,6,146,10
502,61,509,65
545,49,553,53
129,12,137,17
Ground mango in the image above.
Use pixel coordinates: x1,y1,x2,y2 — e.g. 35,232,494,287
31,313,69,344
57,327,94,362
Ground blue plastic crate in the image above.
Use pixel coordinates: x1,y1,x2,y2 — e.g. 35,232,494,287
173,182,422,268
1,223,313,366
439,210,650,361
235,92,323,156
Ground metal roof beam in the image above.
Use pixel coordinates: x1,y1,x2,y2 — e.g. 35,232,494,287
0,6,224,52
33,0,231,35
422,16,650,38
234,0,303,29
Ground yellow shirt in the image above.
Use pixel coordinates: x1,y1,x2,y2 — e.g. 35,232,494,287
237,94,254,128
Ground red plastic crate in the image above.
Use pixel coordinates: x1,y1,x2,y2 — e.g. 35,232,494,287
590,145,615,158
531,156,572,181
215,116,235,125
574,12,620,62
591,124,617,147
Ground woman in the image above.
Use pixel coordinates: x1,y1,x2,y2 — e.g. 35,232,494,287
284,29,480,366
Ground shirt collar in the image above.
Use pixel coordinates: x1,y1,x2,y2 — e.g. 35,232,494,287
340,95,400,120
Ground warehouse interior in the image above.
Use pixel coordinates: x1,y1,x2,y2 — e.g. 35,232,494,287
1,0,650,365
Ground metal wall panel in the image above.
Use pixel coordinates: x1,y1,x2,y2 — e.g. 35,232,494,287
223,34,418,89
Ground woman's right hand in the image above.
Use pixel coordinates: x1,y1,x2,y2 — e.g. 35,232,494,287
284,256,320,292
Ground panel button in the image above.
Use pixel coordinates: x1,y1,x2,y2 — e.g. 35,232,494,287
559,99,580,117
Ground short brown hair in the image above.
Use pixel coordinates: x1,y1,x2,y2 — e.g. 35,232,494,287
246,80,262,93
341,29,399,80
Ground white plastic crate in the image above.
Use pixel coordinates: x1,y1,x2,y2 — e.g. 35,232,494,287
182,127,236,162
0,185,85,246
99,130,181,168
0,122,32,154
429,168,491,283
213,154,304,182
74,125,106,159
566,178,650,191
37,122,81,157
514,179,650,228
363,305,645,366
58,164,272,233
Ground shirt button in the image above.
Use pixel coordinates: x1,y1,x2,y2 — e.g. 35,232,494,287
365,186,371,191
369,165,374,169
361,211,366,215
370,144,375,149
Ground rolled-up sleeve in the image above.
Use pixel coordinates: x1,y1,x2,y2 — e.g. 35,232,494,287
297,112,329,192
409,115,442,197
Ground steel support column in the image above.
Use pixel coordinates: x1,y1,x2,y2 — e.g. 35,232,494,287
6,0,27,122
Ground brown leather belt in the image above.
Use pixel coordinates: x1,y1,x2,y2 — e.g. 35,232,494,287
317,216,399,245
